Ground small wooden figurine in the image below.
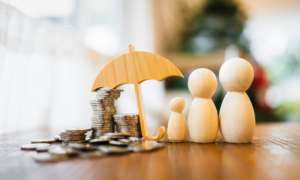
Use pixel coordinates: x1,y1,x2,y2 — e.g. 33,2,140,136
167,97,186,142
219,58,255,143
188,68,219,143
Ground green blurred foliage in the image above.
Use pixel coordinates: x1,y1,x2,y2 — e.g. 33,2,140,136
180,0,246,54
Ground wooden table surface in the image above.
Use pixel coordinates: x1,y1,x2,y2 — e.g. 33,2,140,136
1,123,300,180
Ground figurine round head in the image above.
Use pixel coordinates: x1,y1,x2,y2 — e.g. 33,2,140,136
188,68,217,98
219,58,254,92
170,97,185,113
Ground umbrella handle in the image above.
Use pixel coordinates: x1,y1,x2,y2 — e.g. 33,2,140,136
134,83,165,141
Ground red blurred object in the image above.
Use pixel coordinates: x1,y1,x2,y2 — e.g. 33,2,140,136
250,60,271,113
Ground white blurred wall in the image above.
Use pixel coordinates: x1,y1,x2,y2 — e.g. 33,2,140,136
0,0,166,134
0,1,104,133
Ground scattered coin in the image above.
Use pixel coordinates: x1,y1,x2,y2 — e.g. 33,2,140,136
68,143,96,151
21,143,50,151
34,153,62,162
89,139,110,145
31,138,60,144
109,140,129,146
79,151,106,158
156,143,165,149
128,140,163,152
36,146,50,153
27,133,164,162
99,135,111,140
119,139,131,143
48,145,79,158
23,87,169,163
129,137,142,142
98,145,130,154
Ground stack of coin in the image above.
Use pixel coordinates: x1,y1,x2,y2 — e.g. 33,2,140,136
90,88,124,139
128,140,165,152
113,114,142,137
104,132,130,139
59,128,91,143
113,114,130,134
126,114,142,137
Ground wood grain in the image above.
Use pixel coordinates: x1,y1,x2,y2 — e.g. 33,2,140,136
91,45,183,141
1,123,300,180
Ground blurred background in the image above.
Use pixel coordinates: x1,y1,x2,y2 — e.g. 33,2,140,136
1,0,300,138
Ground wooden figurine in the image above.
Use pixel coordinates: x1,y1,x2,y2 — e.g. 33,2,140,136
219,58,255,143
167,97,186,142
91,45,184,141
188,68,219,143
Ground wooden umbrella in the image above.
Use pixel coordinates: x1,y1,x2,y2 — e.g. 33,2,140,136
91,45,184,141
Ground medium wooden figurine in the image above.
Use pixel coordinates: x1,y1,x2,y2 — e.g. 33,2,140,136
167,97,186,142
188,68,219,143
219,58,255,143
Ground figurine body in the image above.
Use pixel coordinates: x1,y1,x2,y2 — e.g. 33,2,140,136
188,68,218,143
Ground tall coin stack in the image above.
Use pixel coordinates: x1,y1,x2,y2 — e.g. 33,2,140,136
114,114,142,137
90,88,123,139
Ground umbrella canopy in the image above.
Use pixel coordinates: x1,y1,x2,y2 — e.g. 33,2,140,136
92,45,183,141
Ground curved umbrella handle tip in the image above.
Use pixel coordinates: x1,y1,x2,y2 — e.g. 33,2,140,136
157,126,166,140
144,126,165,141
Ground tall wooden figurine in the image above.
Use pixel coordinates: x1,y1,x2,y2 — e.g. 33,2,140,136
219,58,255,143
167,97,186,142
188,68,219,143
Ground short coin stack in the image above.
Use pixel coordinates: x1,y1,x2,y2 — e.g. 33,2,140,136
126,114,142,137
114,114,142,137
90,88,123,139
59,128,91,143
113,114,130,134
